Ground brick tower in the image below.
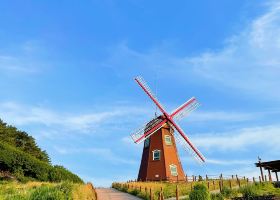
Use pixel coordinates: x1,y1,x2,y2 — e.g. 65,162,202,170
131,76,205,182
137,122,185,182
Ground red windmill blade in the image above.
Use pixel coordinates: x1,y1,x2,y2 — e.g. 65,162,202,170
131,76,205,163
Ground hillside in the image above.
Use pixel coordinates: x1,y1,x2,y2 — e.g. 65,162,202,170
0,119,82,183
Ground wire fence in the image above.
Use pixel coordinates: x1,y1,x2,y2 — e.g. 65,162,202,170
113,174,276,200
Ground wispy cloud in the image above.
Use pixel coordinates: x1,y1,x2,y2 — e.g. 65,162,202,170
206,158,254,166
54,146,137,165
186,111,260,122
102,1,280,100
0,101,148,134
0,40,46,74
188,1,280,99
0,55,38,73
192,125,280,151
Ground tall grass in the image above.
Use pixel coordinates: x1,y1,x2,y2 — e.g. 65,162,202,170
0,181,97,200
112,179,248,199
113,181,280,199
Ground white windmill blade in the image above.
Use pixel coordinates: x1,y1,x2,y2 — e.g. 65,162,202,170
135,76,167,115
130,117,166,144
171,97,200,121
170,124,205,164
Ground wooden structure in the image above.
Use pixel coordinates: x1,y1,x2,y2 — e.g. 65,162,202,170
255,159,280,182
138,122,185,181
131,76,205,182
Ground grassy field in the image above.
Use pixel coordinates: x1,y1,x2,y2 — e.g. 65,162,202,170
0,181,97,200
112,179,248,198
112,180,280,199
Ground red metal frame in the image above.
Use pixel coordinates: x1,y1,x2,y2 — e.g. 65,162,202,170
134,119,168,144
135,76,205,162
170,97,196,118
135,78,168,116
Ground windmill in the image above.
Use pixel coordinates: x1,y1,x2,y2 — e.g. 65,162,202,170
131,76,205,182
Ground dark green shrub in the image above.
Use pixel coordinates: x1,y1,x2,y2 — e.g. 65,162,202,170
189,184,210,200
0,119,50,163
210,193,224,200
0,142,83,183
130,189,139,196
137,193,150,200
30,186,65,200
56,182,73,199
239,185,258,200
221,186,232,198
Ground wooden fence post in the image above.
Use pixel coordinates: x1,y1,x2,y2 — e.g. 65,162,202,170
186,174,188,183
213,180,215,190
207,181,210,190
150,188,153,200
237,178,241,188
158,187,162,200
219,180,222,192
229,180,232,189
232,175,234,180
246,178,249,185
253,177,255,183
192,175,194,182
265,175,267,182
259,176,262,183
220,174,223,188
206,175,208,181
176,185,179,200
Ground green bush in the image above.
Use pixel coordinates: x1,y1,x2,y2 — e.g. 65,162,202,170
239,185,258,200
189,184,210,200
30,186,65,200
210,193,223,200
0,119,50,163
0,142,83,183
221,186,232,198
130,189,140,196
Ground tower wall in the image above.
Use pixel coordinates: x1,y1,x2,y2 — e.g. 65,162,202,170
137,123,186,182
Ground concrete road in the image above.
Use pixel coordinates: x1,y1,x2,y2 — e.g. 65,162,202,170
96,188,142,200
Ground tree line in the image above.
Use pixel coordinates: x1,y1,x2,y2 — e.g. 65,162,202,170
0,119,83,183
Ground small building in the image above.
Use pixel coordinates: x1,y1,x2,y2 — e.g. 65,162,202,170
255,159,280,182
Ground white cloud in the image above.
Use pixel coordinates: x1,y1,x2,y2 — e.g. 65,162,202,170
206,158,253,166
0,101,148,133
103,1,280,100
186,111,259,122
53,146,137,165
0,40,46,74
191,125,280,151
184,1,280,99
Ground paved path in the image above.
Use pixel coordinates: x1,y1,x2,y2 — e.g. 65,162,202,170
96,188,142,200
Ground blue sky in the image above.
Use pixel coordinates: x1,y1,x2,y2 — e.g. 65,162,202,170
0,0,280,186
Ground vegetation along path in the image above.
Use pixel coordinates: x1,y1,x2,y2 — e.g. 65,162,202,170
96,188,142,200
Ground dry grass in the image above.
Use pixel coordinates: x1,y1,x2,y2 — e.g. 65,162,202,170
0,181,97,200
72,183,97,200
112,179,249,199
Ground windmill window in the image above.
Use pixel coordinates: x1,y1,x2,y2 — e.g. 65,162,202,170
144,138,150,148
152,150,161,161
170,164,178,176
165,135,172,145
